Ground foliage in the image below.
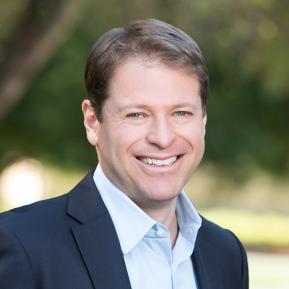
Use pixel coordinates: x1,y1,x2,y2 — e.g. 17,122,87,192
0,0,26,43
0,0,288,178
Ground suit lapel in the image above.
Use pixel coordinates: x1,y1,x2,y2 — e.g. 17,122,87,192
67,171,131,289
192,219,224,289
71,216,131,289
192,245,213,289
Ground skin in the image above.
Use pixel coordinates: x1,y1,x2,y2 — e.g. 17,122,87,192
82,58,207,245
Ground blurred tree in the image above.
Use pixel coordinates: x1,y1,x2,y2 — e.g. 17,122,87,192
0,0,88,119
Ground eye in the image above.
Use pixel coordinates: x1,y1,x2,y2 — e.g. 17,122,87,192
126,112,146,119
174,111,192,117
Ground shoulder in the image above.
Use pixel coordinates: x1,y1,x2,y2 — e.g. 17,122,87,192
0,193,73,252
0,193,79,288
0,169,96,231
199,217,239,246
0,194,68,230
0,192,81,273
198,216,247,259
196,216,248,288
0,169,98,239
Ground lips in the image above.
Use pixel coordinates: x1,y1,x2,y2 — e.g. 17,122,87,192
137,156,178,166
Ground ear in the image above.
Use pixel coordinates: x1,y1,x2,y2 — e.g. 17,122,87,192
82,99,100,146
202,113,207,135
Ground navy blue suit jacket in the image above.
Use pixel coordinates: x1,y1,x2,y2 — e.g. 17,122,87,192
0,171,248,289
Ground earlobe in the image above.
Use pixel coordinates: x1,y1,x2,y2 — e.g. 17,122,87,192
82,99,99,146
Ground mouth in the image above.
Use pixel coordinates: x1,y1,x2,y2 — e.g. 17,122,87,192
136,155,181,166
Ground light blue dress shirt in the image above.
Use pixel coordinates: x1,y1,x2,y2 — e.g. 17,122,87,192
93,165,202,289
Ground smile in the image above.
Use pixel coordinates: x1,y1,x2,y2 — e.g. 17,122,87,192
137,156,178,166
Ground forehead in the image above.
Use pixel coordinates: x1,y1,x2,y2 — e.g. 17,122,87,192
106,58,201,108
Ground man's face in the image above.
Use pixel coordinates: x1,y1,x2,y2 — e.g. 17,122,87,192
83,59,207,210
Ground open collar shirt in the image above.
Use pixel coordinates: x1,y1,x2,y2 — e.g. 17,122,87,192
93,165,202,289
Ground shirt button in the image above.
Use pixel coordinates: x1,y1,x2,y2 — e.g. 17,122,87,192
155,227,167,238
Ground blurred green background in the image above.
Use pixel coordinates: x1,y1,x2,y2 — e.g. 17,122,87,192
0,0,288,288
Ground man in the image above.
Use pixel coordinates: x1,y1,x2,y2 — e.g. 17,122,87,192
0,19,248,289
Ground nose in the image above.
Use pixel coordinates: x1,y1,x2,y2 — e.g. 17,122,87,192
146,116,176,148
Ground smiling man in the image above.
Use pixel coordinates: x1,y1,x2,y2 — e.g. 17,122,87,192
0,19,248,289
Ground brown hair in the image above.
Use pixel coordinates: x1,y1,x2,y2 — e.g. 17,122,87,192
85,19,209,121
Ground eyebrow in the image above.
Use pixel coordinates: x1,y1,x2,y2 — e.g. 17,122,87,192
119,105,149,111
172,103,200,111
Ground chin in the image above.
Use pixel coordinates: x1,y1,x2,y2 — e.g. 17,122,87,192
145,186,181,202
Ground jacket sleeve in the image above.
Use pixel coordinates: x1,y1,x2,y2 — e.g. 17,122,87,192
226,229,249,289
0,225,37,289
238,236,249,289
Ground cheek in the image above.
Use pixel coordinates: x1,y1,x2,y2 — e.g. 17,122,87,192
108,126,145,153
179,123,205,144
125,127,146,139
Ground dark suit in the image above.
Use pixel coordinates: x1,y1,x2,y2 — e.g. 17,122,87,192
0,171,248,289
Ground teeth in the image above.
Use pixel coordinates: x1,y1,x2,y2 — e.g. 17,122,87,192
139,156,177,166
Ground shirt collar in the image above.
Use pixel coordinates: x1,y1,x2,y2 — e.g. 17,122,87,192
176,189,202,248
93,165,155,254
93,165,202,254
